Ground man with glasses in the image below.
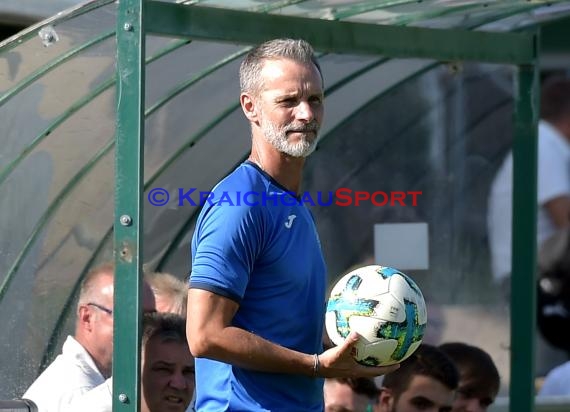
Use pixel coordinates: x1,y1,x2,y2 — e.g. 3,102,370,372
22,262,156,412
63,312,195,412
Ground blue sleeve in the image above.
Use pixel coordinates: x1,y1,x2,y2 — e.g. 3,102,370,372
190,202,265,303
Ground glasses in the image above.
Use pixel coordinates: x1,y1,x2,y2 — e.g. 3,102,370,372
87,302,113,315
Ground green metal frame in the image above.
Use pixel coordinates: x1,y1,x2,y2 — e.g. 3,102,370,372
511,63,539,412
146,2,535,64
114,0,146,410
114,2,539,411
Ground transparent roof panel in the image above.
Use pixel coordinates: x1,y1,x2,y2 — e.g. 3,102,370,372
172,0,570,31
0,1,116,92
481,2,570,31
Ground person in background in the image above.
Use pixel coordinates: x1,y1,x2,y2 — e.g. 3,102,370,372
146,271,188,316
536,228,570,396
439,342,500,412
488,76,570,296
487,76,570,378
375,344,459,412
324,377,379,412
63,312,194,412
22,262,156,412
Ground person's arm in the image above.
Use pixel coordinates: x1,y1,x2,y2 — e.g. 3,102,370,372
537,124,570,229
543,195,570,228
186,288,399,378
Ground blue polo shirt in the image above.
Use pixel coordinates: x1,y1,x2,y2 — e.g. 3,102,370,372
190,161,327,411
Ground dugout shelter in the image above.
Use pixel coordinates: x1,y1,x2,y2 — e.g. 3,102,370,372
2,1,570,411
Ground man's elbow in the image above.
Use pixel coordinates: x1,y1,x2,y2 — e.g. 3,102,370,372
187,330,215,358
544,195,570,228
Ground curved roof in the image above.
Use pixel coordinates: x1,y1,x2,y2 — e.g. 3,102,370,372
1,0,570,401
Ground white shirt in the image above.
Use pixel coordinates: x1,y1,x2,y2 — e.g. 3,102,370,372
538,360,570,396
487,121,570,282
65,378,112,412
22,336,105,412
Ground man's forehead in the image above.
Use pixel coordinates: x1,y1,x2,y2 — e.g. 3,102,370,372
150,358,194,368
145,345,194,371
403,375,455,405
96,272,114,294
458,379,498,398
260,58,321,83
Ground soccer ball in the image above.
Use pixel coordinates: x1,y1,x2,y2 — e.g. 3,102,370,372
325,265,427,366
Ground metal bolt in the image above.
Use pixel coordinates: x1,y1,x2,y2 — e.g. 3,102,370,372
123,23,133,32
38,25,59,47
119,215,132,226
118,393,128,403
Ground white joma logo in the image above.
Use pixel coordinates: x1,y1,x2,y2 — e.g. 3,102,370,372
284,214,297,229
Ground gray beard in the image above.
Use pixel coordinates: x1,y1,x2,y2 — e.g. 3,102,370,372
260,118,318,158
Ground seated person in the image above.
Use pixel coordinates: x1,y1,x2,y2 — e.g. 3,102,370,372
324,377,379,412
538,359,570,396
375,344,459,412
64,312,194,412
536,228,570,396
22,263,156,412
439,342,500,411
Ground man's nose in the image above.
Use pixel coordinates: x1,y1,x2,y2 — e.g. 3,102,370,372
169,372,188,390
295,101,315,122
464,397,486,412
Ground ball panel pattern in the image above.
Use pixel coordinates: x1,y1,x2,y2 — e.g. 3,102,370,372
325,265,427,366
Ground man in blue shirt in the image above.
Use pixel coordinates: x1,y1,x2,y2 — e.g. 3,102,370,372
188,38,398,411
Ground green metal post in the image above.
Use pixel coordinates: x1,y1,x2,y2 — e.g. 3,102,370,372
510,56,539,411
114,0,145,411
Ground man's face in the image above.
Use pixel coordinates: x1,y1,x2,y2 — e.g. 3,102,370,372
86,274,157,376
378,375,455,412
451,378,497,412
141,338,195,412
88,273,115,376
324,379,373,412
255,58,324,157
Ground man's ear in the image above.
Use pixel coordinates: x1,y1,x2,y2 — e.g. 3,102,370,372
377,388,394,411
240,92,258,123
78,304,93,332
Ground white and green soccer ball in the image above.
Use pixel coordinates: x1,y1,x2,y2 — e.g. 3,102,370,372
325,265,427,366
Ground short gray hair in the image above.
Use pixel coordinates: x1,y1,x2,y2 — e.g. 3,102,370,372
146,272,187,316
77,262,114,308
239,38,322,95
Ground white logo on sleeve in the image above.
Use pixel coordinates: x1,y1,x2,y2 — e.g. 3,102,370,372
284,214,297,229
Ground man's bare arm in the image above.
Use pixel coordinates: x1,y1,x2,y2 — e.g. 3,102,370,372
544,195,570,228
186,288,398,378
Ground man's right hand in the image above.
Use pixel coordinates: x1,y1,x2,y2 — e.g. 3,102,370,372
317,332,400,378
